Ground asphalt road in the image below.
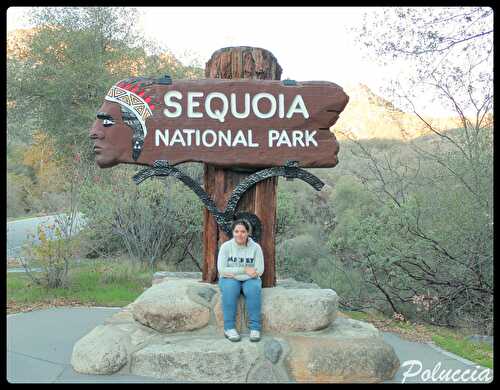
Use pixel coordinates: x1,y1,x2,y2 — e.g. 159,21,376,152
6,213,86,259
6,307,493,384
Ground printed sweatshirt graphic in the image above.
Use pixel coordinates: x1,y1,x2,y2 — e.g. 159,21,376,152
217,237,265,281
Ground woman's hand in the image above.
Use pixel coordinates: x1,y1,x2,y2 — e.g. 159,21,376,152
222,272,235,278
244,267,258,278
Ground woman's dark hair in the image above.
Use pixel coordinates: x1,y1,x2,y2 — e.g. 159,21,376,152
231,219,252,235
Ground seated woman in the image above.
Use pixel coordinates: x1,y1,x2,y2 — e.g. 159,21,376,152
217,219,264,342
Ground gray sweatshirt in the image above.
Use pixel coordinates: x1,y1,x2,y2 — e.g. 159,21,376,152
217,237,265,281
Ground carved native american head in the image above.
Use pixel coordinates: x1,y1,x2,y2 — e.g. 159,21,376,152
89,76,161,168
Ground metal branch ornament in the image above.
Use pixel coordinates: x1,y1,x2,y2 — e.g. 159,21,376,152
133,160,326,243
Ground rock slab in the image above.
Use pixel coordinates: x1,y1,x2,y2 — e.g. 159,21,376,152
130,338,261,382
283,318,400,383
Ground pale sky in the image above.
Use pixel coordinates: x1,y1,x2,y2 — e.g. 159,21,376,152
135,7,387,86
6,7,472,117
6,7,396,89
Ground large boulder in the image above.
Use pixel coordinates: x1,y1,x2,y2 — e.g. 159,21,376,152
261,287,338,332
132,279,214,333
283,317,400,383
71,319,168,375
71,325,129,375
214,287,338,333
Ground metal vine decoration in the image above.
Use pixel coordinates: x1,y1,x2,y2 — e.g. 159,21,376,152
133,160,325,243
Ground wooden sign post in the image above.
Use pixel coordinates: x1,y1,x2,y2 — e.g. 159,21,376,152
89,46,349,288
202,47,282,287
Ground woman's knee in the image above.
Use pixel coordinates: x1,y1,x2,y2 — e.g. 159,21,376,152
243,278,262,294
219,278,242,295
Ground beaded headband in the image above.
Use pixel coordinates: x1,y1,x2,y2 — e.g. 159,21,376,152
104,84,153,138
103,78,161,161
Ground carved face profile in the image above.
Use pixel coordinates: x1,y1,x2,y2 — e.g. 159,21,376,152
89,101,131,168
89,77,159,168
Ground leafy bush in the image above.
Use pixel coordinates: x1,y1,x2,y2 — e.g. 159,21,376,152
276,224,331,282
79,165,203,271
327,134,493,333
276,187,303,241
20,222,80,289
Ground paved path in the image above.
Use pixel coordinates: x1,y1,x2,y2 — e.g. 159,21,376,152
6,307,493,383
6,213,86,259
7,307,167,383
382,332,493,383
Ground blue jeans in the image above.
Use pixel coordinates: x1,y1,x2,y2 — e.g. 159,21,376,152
218,276,262,331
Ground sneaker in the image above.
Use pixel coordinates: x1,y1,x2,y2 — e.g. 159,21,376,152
249,330,261,342
224,329,241,342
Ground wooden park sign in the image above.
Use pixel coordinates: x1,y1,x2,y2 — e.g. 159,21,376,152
89,46,349,287
91,78,347,169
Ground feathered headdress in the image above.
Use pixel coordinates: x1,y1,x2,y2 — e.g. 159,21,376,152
104,77,161,161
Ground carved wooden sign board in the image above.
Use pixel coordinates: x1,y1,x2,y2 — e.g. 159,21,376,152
90,76,349,169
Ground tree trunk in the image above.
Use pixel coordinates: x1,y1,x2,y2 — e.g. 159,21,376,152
202,47,282,287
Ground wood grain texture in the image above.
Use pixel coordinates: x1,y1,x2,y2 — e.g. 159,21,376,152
202,47,281,286
105,78,347,169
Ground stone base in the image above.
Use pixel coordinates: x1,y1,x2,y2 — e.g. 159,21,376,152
71,277,400,382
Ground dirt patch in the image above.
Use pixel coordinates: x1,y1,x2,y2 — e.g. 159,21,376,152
7,298,99,315
7,258,24,268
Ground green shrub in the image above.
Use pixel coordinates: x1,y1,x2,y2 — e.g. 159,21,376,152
20,222,80,289
276,225,331,282
79,165,203,270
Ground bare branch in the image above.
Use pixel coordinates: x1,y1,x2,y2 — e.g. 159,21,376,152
393,30,492,55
